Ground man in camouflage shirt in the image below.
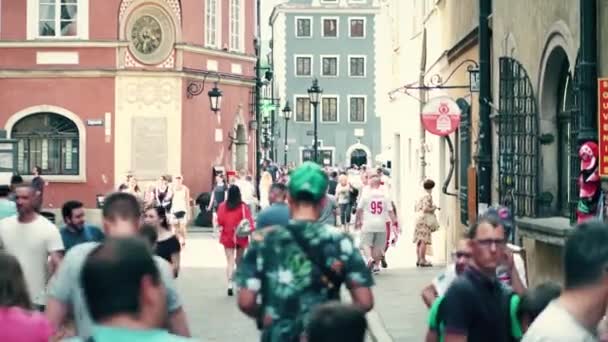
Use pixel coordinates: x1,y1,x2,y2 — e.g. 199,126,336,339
236,162,374,342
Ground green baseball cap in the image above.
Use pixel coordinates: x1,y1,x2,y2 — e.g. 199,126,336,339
288,162,328,202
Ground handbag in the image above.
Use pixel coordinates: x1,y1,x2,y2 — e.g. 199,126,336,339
235,204,253,237
425,213,440,233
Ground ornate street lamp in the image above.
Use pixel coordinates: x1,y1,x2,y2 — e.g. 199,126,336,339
208,82,223,113
307,78,323,163
282,101,292,166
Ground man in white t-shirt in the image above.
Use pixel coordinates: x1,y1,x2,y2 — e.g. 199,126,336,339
235,171,257,215
523,221,607,342
0,184,64,309
355,175,398,273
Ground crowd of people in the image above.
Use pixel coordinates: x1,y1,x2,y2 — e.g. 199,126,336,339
1,160,607,341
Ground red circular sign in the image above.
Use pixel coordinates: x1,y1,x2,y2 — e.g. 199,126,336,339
421,96,462,136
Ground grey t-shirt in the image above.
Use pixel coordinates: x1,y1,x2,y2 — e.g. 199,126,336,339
318,195,337,226
48,242,182,337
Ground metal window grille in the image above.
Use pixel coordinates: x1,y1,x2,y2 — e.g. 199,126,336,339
498,57,539,217
569,54,581,223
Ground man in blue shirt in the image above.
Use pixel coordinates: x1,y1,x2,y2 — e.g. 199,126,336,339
60,200,104,251
256,183,290,229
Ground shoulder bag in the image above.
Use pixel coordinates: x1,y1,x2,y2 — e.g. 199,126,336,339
235,204,253,237
284,223,343,300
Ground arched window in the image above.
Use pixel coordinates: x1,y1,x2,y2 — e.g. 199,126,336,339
11,113,79,175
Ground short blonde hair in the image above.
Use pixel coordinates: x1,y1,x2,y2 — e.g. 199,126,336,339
338,174,348,184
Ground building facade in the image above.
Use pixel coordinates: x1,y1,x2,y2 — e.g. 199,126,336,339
386,0,606,285
270,0,382,167
0,0,256,208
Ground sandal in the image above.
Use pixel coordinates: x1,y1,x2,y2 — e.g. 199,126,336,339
420,261,433,267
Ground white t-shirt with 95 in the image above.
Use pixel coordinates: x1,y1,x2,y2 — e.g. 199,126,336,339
357,187,392,232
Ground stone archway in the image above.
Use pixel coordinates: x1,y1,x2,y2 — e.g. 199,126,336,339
350,149,367,167
537,22,577,216
345,142,372,167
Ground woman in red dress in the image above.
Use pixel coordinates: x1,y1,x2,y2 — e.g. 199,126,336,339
216,185,254,296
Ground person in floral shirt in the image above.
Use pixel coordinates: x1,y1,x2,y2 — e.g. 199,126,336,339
236,162,374,342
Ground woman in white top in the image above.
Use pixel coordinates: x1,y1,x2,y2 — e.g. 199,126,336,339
259,171,273,209
170,175,191,247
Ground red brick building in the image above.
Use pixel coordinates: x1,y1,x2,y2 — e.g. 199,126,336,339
0,0,256,208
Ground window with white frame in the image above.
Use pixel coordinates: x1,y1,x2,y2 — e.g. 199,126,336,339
349,96,365,122
349,56,366,77
229,0,243,51
321,97,338,122
322,18,338,37
295,56,312,76
349,18,365,38
205,0,220,48
295,97,311,122
38,0,78,37
321,56,338,77
296,17,312,38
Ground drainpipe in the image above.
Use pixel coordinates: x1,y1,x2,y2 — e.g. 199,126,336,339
419,29,427,182
477,0,492,210
255,0,262,197
578,0,598,144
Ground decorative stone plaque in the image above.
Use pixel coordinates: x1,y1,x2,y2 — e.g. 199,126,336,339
131,117,168,177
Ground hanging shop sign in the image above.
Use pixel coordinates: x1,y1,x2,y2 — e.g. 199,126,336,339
421,96,462,136
598,78,608,177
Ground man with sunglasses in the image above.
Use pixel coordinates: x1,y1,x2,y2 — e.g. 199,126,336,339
439,214,512,342
421,238,473,308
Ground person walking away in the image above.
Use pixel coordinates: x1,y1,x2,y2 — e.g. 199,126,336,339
144,206,181,278
236,162,374,342
207,174,227,212
67,238,196,342
413,179,440,267
259,171,273,209
0,184,64,310
306,302,367,342
439,215,511,342
255,183,290,229
45,192,190,338
335,175,352,232
216,185,254,296
235,171,258,217
523,220,608,342
154,176,173,213
170,175,191,247
327,171,338,196
0,252,54,342
31,166,45,211
421,238,473,308
60,200,105,252
318,189,339,227
0,185,16,219
355,175,399,274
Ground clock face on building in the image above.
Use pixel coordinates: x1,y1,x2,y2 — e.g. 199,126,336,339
131,15,163,55
126,6,175,65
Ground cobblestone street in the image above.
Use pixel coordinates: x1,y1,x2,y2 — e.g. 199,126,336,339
178,231,440,341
